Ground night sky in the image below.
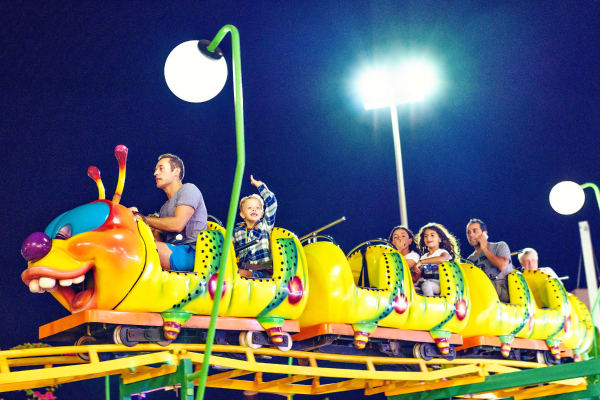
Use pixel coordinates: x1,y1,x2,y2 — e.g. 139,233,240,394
2,1,600,399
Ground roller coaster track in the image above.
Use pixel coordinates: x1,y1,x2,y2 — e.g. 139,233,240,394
0,344,599,399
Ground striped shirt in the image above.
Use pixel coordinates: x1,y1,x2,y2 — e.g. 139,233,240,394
233,184,277,264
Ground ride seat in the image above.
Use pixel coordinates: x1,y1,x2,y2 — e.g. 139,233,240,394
462,264,517,305
522,270,556,308
195,223,300,280
194,222,234,274
347,243,395,289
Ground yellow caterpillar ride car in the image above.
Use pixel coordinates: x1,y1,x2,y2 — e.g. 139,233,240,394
292,238,593,364
20,146,308,351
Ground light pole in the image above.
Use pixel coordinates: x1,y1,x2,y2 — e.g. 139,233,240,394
550,181,600,328
359,62,437,228
164,25,245,400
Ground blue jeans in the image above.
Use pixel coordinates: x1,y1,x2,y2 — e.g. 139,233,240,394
251,269,271,278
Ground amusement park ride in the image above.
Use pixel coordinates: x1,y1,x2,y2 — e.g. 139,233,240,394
4,24,600,400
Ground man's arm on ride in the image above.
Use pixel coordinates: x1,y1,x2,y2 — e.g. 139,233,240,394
147,205,195,232
480,237,511,271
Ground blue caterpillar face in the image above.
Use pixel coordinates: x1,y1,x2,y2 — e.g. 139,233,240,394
44,202,111,240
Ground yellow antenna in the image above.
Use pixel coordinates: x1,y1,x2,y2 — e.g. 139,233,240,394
112,145,128,204
87,166,105,200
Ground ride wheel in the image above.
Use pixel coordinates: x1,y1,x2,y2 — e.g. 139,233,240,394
113,325,139,347
277,332,293,352
244,331,262,350
536,350,560,365
413,343,433,361
414,342,455,361
239,331,248,347
74,335,96,361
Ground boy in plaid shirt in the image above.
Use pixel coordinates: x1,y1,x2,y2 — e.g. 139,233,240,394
233,175,277,278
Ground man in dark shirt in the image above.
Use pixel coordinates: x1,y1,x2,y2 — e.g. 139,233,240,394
129,153,207,271
466,218,513,303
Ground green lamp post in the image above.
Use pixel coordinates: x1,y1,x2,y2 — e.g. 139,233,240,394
164,24,245,400
550,181,600,326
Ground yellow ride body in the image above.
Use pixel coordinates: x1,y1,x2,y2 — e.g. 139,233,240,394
460,267,528,337
515,270,593,359
297,241,592,359
20,146,593,358
299,242,469,352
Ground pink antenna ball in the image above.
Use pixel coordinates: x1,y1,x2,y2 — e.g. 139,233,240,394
115,145,128,167
87,166,101,180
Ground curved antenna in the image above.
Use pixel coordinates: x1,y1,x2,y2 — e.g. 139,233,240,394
87,166,105,200
112,145,128,204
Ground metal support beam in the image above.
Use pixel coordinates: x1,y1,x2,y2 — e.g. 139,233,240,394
390,103,408,228
120,359,195,400
526,383,600,400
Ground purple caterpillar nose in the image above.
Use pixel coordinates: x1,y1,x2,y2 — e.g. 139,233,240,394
22,232,52,263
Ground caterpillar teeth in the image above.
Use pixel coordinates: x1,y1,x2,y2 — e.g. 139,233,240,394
39,277,56,289
29,279,40,293
28,274,86,293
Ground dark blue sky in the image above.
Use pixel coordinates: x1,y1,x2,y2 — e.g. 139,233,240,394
2,1,600,398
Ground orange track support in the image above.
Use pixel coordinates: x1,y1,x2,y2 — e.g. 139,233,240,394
293,323,463,345
456,335,573,358
39,310,299,341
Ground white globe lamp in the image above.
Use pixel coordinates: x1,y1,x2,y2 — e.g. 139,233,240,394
549,181,585,215
164,40,228,103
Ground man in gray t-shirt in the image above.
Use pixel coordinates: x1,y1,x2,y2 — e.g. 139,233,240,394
159,183,207,249
129,153,207,272
466,219,513,303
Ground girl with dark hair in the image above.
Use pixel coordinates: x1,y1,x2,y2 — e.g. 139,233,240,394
388,226,421,282
416,223,460,296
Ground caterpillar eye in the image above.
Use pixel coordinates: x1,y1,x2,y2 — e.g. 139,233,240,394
55,225,72,240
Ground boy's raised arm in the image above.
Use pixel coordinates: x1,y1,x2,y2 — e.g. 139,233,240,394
251,175,277,230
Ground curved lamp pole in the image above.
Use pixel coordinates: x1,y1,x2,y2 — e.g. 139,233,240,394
164,25,244,400
550,181,600,329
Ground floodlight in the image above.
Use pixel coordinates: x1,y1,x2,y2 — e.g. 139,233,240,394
358,69,390,105
397,62,437,100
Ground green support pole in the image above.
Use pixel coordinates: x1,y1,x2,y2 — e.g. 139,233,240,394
194,24,245,400
106,375,110,400
387,359,600,400
528,383,600,400
587,286,600,385
581,183,600,215
288,357,294,400
582,183,600,381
